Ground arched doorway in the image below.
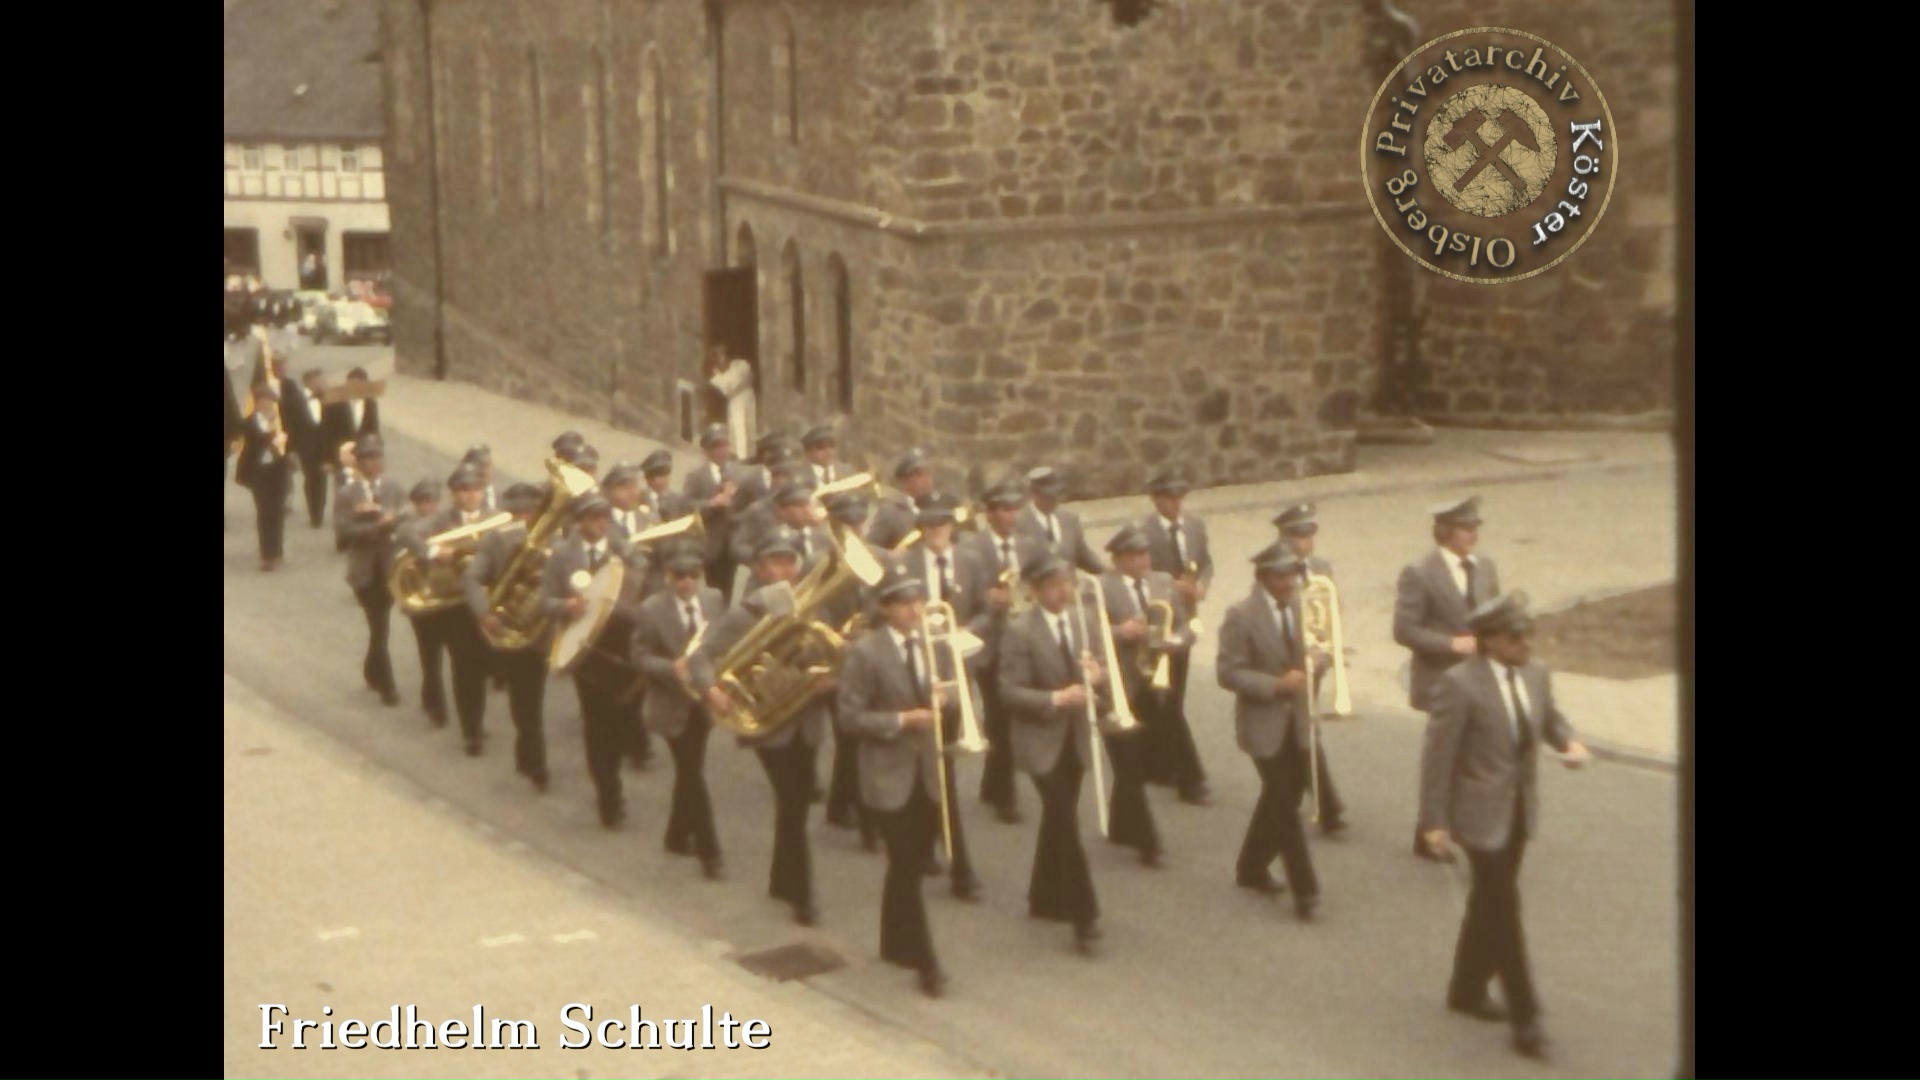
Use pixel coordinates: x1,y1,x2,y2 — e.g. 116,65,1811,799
827,254,852,413
701,222,761,432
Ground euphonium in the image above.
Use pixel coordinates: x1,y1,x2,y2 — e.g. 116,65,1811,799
390,511,516,615
479,459,598,651
703,527,887,739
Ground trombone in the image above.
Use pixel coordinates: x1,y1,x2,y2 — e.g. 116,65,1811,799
1068,571,1141,838
918,599,990,864
1296,572,1352,824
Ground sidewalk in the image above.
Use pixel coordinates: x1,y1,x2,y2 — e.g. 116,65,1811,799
380,370,1680,771
224,675,985,1079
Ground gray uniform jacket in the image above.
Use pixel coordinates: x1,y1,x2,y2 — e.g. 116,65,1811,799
1016,504,1105,575
630,587,727,739
866,492,921,553
687,582,831,749
463,522,529,621
897,542,995,642
834,624,983,812
538,534,643,620
995,603,1115,777
334,474,407,591
1393,549,1501,711
1417,656,1575,852
1214,586,1308,760
1099,569,1191,702
681,460,744,563
963,529,1049,671
1142,512,1214,591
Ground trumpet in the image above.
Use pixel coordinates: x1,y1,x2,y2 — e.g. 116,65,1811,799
1068,571,1140,838
995,565,1033,620
919,599,989,864
1141,597,1177,694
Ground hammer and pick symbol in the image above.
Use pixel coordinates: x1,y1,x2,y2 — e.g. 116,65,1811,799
1442,107,1539,194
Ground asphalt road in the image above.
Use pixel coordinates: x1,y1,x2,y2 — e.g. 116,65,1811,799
223,422,1682,1079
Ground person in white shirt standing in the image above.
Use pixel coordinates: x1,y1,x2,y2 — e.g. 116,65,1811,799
1418,591,1589,1060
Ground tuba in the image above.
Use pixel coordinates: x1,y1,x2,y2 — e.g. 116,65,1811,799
390,512,516,615
479,459,599,651
702,526,887,739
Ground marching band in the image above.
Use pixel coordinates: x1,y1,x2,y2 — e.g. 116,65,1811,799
230,332,1598,1058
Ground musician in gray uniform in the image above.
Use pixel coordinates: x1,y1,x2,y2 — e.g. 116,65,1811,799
639,450,694,524
688,534,832,926
1419,592,1590,1059
542,492,646,828
334,435,408,707
1273,503,1347,833
868,449,938,552
1140,466,1214,805
462,445,498,514
1395,495,1501,858
463,482,551,778
394,477,449,727
797,425,843,490
1095,525,1172,866
895,494,989,897
836,567,985,997
728,456,807,571
1017,467,1104,574
736,433,798,511
600,461,660,769
824,493,882,847
963,480,1047,823
604,463,649,544
1216,544,1320,920
631,545,727,879
996,554,1114,954
409,467,495,742
551,430,587,464
682,425,745,596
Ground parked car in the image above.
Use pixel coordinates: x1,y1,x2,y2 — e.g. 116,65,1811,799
294,290,330,336
314,298,391,345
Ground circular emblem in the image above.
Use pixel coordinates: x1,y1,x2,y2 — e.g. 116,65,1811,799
1362,27,1617,284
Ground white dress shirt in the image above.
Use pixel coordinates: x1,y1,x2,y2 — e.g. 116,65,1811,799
304,391,323,427
617,507,643,536
1493,661,1533,744
1161,515,1186,565
1441,547,1478,600
584,538,609,570
813,463,835,487
921,547,952,605
681,596,705,637
992,531,1021,574
349,400,365,431
1125,573,1150,616
1266,592,1294,644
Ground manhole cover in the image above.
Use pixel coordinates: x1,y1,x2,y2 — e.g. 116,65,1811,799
734,942,848,982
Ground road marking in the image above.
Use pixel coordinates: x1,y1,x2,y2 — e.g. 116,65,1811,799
317,927,359,941
551,929,597,944
479,933,527,947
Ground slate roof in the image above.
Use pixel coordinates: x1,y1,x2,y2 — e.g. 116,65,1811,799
224,0,385,141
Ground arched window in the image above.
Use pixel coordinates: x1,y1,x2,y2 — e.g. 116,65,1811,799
783,240,805,392
587,48,609,231
525,47,545,210
477,49,496,210
827,254,852,413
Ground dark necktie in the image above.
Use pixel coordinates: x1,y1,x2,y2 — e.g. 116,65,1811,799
1134,577,1150,617
1279,601,1295,645
1460,558,1476,603
684,601,699,638
1000,538,1015,569
795,529,811,561
589,545,604,572
905,634,924,698
1057,615,1077,674
935,553,952,598
1507,666,1535,756
1169,520,1185,567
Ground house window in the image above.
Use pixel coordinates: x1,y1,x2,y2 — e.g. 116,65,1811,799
341,145,359,172
243,145,263,171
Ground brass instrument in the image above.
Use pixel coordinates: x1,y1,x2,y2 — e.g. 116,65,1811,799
1141,597,1178,695
1179,559,1206,638
809,471,881,513
1300,571,1353,717
389,511,516,615
1068,571,1141,838
891,527,923,554
995,565,1033,621
549,559,630,673
479,459,599,651
631,509,706,548
919,599,990,863
700,526,888,739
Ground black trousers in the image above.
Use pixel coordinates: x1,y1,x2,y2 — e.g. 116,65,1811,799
1451,798,1539,1023
1143,651,1207,793
875,781,940,972
409,610,452,720
1235,728,1320,898
354,579,396,696
1311,739,1345,823
446,611,490,743
977,673,1020,810
755,740,816,910
496,648,549,780
628,696,654,764
1029,749,1099,927
576,675,629,821
705,547,736,598
827,727,865,820
1103,724,1160,857
665,718,721,860
930,735,977,888
299,455,329,526
249,471,288,559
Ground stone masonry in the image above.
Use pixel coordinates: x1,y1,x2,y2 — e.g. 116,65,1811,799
379,0,1678,497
